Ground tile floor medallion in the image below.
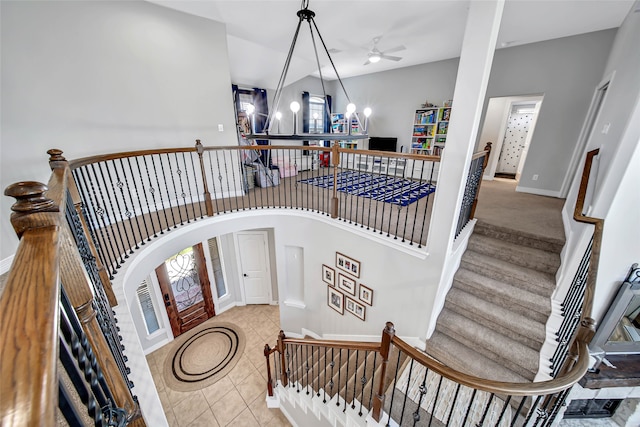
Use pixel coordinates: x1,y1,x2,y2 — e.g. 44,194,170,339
147,305,291,427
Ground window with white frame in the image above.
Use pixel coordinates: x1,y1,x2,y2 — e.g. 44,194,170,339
309,96,325,133
137,279,160,334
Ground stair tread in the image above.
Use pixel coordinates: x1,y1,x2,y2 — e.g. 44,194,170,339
467,234,561,274
474,220,565,252
454,268,551,316
445,288,546,347
425,331,531,383
461,249,556,293
437,309,540,376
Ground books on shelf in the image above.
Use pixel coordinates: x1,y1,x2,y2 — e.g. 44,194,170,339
411,106,451,155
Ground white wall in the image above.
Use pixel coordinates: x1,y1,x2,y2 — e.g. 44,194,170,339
560,2,640,323
1,0,238,260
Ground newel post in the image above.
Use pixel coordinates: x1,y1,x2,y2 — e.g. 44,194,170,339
330,143,340,218
196,140,214,217
264,344,274,396
469,142,492,221
372,322,395,422
48,149,118,306
277,330,289,387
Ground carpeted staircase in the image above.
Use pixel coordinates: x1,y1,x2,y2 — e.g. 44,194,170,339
424,220,565,383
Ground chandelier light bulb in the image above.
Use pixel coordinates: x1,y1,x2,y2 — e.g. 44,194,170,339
245,104,255,115
346,103,356,114
290,101,301,113
275,111,282,120
363,107,372,117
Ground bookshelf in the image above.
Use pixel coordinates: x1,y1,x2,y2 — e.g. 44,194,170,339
411,107,451,156
332,113,362,150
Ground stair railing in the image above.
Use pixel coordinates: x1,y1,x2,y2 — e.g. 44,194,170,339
65,142,441,278
455,141,492,238
2,169,144,425
262,148,604,426
264,321,591,426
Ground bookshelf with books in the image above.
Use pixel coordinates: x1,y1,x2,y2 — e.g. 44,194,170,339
331,113,362,150
411,107,451,155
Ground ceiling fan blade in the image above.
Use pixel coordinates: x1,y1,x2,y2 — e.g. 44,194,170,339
363,59,371,66
381,54,402,62
382,45,406,55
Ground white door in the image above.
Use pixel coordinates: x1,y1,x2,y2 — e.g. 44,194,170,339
236,231,272,304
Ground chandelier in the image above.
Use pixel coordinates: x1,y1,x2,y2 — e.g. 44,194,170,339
245,0,371,141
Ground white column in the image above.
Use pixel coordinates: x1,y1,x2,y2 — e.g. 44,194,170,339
424,0,505,336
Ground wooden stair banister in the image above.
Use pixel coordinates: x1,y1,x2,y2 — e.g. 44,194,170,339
1,181,62,426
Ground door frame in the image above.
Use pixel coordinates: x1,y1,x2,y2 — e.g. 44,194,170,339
485,95,544,181
155,243,216,337
234,230,273,305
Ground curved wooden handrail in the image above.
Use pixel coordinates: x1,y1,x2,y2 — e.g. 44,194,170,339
392,336,589,396
68,146,197,169
282,337,381,352
1,170,68,426
67,142,442,170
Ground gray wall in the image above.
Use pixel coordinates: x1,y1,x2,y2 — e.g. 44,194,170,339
560,3,640,322
485,29,616,194
334,59,460,153
1,0,238,259
334,30,615,196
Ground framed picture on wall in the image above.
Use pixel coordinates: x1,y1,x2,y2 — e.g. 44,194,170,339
359,284,373,306
322,264,335,286
337,273,356,296
336,252,361,278
346,297,366,321
328,287,344,315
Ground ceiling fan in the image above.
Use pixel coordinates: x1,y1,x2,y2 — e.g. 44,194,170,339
364,37,406,65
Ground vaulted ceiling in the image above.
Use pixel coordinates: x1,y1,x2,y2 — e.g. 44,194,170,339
148,1,634,88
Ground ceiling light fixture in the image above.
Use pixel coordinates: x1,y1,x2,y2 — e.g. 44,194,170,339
245,0,370,141
368,53,382,63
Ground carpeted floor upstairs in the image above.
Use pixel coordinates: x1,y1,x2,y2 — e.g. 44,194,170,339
424,219,565,383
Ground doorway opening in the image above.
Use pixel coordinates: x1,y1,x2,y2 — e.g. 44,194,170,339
478,95,544,183
155,243,215,337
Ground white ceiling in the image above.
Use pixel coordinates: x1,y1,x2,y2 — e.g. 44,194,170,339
148,0,634,89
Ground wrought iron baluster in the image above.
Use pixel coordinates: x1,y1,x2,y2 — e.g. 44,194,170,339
418,163,436,248
156,153,180,228
187,151,206,218
386,349,402,427
117,158,144,248
351,350,359,409
428,374,444,427
477,392,495,427
399,358,415,425
94,162,130,261
171,152,189,223
106,160,138,252
179,152,198,220
149,154,173,232
413,366,429,426
445,383,461,426
129,157,154,241
74,168,119,276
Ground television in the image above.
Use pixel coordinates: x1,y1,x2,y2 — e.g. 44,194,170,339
368,137,397,153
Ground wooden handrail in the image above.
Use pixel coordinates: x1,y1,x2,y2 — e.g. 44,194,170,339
2,173,67,426
68,146,197,169
67,143,442,170
572,148,603,321
282,337,381,352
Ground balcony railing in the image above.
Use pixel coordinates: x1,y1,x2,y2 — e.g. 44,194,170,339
63,141,489,277
0,141,491,425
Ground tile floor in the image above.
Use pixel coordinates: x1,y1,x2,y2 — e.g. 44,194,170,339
146,305,292,427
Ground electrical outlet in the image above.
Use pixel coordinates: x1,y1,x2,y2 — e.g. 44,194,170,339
218,124,224,132
532,174,539,181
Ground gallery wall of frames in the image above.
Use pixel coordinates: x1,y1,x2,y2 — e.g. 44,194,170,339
323,252,373,321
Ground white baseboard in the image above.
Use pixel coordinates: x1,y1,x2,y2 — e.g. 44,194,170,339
300,328,322,340
1,255,15,275
515,185,562,198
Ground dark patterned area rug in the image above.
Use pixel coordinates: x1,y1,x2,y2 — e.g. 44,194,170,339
163,320,245,392
299,171,436,206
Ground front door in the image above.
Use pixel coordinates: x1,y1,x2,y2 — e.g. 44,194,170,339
156,243,215,337
237,231,272,304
